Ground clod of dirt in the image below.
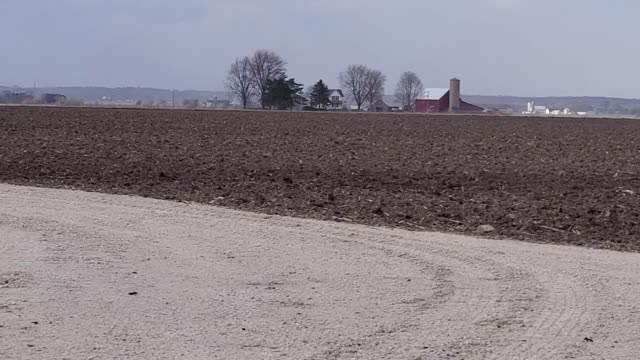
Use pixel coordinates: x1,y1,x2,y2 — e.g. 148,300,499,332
0,272,28,288
584,337,594,342
128,292,138,296
477,225,496,234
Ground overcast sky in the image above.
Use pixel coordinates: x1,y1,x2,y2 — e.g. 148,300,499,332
1,0,639,98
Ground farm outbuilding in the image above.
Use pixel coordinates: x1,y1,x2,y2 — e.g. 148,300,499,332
369,99,389,112
415,78,483,113
42,93,67,104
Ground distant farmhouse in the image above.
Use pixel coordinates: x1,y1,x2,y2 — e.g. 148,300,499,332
328,89,345,110
522,102,576,116
206,97,231,108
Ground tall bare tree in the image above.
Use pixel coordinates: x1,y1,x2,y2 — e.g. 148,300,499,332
225,56,254,109
395,71,424,111
339,65,387,110
365,69,386,108
339,64,370,110
249,50,287,108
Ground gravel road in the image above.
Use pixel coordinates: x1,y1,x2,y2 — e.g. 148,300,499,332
1,184,639,359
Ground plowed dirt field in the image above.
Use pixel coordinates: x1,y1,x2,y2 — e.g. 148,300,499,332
1,106,639,251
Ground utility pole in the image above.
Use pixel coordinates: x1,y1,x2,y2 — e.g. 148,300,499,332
172,89,175,109
426,91,430,113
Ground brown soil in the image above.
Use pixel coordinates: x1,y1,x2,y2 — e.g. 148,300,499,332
1,106,639,251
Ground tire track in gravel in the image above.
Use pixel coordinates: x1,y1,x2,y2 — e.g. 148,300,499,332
308,225,607,359
1,184,640,359
285,225,578,359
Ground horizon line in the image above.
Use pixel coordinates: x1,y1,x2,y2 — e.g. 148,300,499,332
1,84,638,101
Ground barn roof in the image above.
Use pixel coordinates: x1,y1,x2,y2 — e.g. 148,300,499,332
417,88,449,100
460,100,484,112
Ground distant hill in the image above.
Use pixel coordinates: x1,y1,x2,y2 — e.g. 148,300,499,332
0,86,230,103
386,94,640,113
463,95,640,113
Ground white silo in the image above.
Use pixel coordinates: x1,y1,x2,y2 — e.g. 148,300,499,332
527,102,535,113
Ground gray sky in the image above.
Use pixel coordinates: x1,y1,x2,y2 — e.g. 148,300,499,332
2,0,639,98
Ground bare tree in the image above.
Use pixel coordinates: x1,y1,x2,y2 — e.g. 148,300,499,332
395,71,424,111
249,50,287,108
365,69,386,108
339,65,387,111
339,64,370,110
225,56,254,109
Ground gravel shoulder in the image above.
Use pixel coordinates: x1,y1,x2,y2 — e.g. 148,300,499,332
1,184,640,359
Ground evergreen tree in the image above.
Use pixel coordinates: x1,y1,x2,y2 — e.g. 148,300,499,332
262,76,304,110
309,80,331,109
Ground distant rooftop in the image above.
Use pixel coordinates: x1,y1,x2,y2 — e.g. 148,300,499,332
417,88,449,100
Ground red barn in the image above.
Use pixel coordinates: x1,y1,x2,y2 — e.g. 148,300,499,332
415,88,450,113
414,78,483,113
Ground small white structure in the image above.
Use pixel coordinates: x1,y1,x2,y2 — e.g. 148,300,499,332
523,101,574,116
206,96,231,108
526,101,535,113
522,101,549,115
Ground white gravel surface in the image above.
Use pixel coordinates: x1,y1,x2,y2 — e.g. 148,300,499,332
1,184,640,359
